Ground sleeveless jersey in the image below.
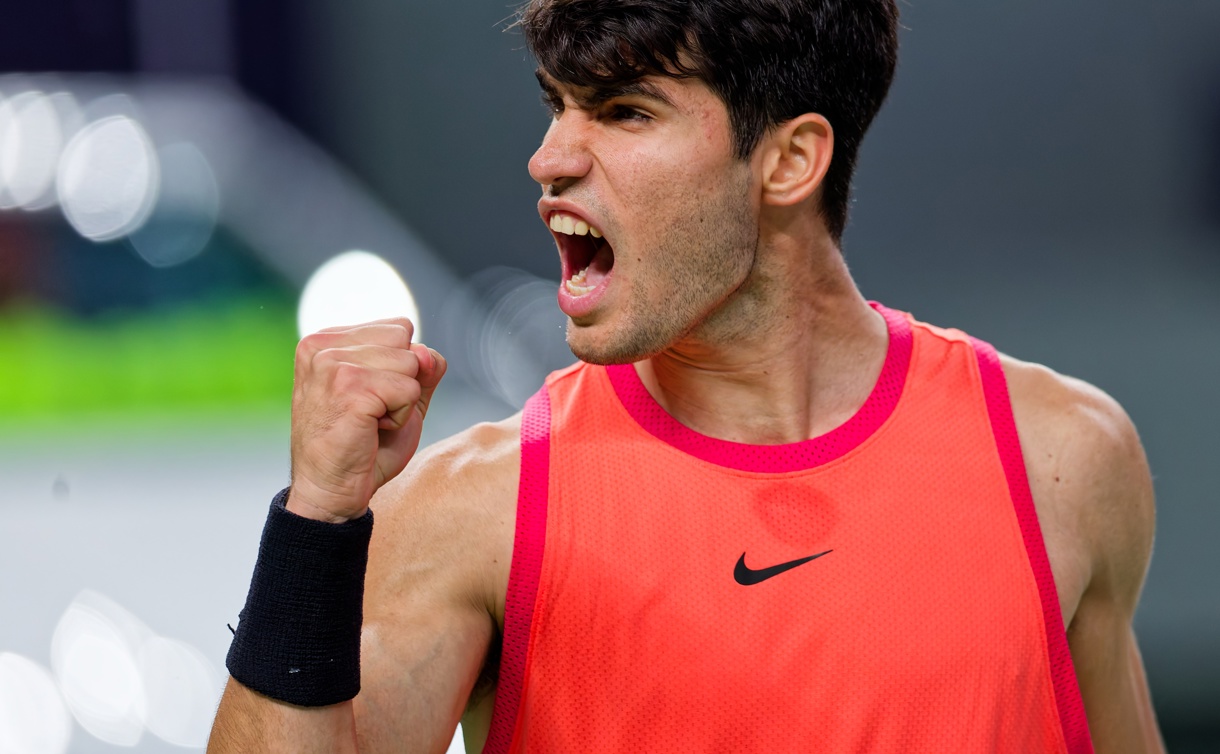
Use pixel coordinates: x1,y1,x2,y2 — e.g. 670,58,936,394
482,304,1093,753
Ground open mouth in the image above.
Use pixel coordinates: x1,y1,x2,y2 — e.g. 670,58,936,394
550,211,615,297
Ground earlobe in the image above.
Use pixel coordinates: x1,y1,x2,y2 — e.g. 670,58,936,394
761,115,834,207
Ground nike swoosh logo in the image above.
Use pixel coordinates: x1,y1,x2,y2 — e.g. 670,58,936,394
734,550,833,586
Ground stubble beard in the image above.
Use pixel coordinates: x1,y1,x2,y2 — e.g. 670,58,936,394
566,170,757,366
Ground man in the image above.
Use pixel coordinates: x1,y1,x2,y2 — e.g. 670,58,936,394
209,0,1165,751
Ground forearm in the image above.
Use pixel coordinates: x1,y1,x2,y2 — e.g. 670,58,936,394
209,677,359,754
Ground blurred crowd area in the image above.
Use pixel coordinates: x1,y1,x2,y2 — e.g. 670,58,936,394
0,1,1218,752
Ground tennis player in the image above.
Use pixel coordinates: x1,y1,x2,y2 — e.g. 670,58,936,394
209,1,1165,751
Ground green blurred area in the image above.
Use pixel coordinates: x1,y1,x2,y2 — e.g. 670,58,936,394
0,291,298,435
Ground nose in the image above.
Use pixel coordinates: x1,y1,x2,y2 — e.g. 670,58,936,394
528,116,594,192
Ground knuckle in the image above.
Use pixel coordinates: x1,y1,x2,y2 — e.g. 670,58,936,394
399,349,421,375
389,323,414,349
392,373,422,403
309,348,343,376
295,334,320,363
331,362,366,391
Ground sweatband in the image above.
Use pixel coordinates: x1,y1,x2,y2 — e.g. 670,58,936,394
226,487,373,707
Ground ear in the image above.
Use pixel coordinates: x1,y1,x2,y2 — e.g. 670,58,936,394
759,114,834,207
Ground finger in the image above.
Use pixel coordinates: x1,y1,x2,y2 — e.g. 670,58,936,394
297,323,415,362
412,347,448,421
316,316,416,339
315,361,421,423
413,346,447,390
316,345,422,379
357,370,423,429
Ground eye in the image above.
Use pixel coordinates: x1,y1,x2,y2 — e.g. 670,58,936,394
540,93,565,116
607,105,651,123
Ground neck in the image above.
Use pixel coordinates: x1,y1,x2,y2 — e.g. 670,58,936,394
634,233,888,445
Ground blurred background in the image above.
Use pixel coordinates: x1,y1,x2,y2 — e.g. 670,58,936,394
0,0,1216,751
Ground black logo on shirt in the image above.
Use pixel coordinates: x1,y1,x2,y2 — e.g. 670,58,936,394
733,550,832,585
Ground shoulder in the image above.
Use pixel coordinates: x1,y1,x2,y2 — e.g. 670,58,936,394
999,353,1155,619
387,413,523,514
367,413,522,621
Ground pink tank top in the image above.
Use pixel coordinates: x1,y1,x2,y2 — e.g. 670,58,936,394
483,304,1092,753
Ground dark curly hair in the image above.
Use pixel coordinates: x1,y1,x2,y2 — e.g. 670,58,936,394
518,0,899,241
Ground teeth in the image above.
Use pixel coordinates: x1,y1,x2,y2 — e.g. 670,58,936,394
565,265,593,296
565,279,594,296
550,212,603,240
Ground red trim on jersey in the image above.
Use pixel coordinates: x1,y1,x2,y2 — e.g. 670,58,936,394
484,386,552,754
972,337,1095,754
604,303,913,473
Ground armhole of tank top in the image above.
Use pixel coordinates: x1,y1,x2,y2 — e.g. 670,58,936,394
483,385,552,754
970,337,1095,754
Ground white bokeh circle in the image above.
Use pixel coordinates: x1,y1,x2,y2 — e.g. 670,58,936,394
51,592,150,747
0,91,64,210
298,250,421,339
57,115,160,242
138,637,221,748
0,653,72,754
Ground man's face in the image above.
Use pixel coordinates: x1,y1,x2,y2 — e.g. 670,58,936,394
529,71,760,365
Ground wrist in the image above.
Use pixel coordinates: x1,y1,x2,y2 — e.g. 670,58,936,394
226,487,374,707
286,480,366,524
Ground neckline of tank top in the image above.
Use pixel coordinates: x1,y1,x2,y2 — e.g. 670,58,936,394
602,302,914,474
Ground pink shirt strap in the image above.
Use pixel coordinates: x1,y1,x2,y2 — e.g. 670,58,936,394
483,386,552,754
971,337,1094,754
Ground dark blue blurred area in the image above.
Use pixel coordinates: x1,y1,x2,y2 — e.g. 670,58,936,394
0,0,1217,748
0,1,135,72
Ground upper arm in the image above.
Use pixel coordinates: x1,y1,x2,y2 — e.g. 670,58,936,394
352,419,519,754
1004,357,1164,753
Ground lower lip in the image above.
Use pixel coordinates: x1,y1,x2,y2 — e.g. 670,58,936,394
557,268,614,319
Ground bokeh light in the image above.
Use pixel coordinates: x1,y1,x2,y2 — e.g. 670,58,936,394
57,115,160,242
297,250,422,338
51,591,150,747
48,590,224,750
0,653,72,754
0,93,16,207
127,142,221,268
466,267,571,408
0,91,62,210
137,637,220,748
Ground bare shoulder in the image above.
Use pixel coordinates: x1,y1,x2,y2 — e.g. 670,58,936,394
999,354,1155,621
367,412,523,622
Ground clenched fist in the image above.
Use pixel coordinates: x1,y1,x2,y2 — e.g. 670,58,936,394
286,317,447,523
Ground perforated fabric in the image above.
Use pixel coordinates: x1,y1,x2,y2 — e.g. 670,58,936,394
489,305,1089,754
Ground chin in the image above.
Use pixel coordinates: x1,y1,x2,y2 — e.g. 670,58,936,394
565,318,666,366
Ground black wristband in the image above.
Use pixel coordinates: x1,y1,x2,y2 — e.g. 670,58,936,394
226,487,373,707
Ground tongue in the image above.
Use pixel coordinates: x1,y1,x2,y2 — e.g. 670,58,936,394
582,243,614,286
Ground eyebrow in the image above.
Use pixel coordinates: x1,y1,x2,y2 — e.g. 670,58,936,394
535,69,678,111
